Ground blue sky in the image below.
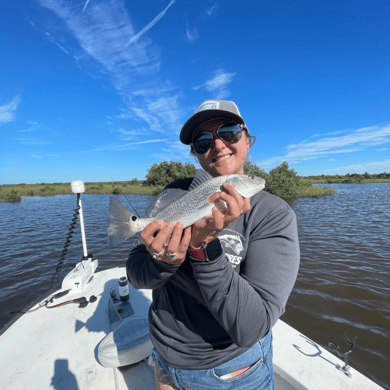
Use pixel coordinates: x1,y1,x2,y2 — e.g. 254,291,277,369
1,0,389,184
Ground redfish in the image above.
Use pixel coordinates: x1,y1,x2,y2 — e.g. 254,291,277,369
107,169,265,247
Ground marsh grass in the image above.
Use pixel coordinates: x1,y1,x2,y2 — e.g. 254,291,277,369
294,185,336,198
0,180,333,202
8,176,384,202
0,181,163,202
308,178,390,184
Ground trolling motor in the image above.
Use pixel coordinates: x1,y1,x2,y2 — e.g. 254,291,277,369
61,180,98,291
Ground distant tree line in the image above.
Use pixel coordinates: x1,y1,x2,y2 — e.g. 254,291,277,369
144,161,197,187
143,160,390,199
144,160,304,199
307,172,390,183
2,161,388,202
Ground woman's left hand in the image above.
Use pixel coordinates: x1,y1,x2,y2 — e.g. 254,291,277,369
190,183,251,249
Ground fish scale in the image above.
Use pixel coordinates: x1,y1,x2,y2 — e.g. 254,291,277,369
154,175,230,226
107,170,265,247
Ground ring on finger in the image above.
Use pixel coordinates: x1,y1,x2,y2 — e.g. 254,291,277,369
166,252,177,260
149,248,165,259
240,209,244,215
163,234,172,247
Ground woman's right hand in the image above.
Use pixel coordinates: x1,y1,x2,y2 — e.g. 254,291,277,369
190,183,251,249
141,220,192,266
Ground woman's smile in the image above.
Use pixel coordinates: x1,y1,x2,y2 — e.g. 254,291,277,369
193,119,249,177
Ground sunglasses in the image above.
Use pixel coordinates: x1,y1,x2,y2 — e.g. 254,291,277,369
190,123,246,155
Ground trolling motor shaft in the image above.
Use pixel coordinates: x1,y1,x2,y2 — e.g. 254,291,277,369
61,181,98,291
71,180,88,259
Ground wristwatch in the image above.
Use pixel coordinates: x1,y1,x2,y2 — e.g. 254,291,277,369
187,238,222,262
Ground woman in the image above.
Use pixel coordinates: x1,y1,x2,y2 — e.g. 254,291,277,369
127,100,300,389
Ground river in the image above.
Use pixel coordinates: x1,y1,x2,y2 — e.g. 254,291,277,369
0,183,389,388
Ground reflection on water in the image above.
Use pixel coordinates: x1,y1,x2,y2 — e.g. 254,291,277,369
1,184,389,388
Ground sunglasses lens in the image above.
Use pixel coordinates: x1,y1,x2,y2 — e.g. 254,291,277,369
193,132,213,154
192,123,243,154
218,124,243,143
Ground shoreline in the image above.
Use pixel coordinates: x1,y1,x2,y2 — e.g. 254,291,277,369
2,179,390,203
1,182,336,202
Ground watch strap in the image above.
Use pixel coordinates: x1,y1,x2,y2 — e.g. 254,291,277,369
188,238,222,262
187,245,206,260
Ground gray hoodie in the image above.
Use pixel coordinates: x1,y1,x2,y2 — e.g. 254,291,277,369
127,177,300,370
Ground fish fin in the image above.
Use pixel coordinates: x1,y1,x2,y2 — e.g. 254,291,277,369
147,189,188,217
188,169,213,191
107,197,138,247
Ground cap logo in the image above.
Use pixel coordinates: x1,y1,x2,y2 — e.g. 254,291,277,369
195,101,220,113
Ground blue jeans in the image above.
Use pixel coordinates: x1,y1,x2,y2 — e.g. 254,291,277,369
148,331,274,390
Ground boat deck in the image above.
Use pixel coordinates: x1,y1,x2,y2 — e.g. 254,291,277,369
0,267,383,389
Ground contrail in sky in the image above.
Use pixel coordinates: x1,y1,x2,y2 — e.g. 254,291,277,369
125,0,176,47
82,0,91,12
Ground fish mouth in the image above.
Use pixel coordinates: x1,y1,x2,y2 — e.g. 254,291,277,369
212,154,232,163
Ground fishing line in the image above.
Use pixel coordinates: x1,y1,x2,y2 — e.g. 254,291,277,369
110,177,140,216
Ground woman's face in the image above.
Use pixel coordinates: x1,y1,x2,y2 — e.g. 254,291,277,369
192,118,249,177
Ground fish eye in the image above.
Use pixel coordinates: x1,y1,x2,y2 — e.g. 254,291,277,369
131,216,137,221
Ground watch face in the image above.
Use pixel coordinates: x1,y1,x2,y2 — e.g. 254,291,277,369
204,239,222,261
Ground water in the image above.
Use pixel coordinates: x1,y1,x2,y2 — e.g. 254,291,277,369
1,184,389,389
284,183,390,389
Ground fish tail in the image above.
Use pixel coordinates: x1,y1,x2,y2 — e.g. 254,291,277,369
107,196,141,247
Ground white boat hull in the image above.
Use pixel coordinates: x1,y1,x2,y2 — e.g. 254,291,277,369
0,267,383,390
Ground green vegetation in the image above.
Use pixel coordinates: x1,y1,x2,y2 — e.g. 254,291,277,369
305,172,390,184
144,161,196,187
244,160,335,199
0,180,163,203
2,160,388,203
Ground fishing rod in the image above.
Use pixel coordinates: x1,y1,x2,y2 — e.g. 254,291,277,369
110,177,140,216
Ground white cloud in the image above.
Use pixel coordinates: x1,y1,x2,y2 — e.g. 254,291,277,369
321,159,390,174
258,124,390,168
44,31,69,54
83,138,167,152
162,140,193,159
117,128,138,141
82,0,91,13
194,69,236,99
16,137,51,145
32,154,58,159
186,23,199,42
146,96,183,132
205,3,219,17
125,0,176,46
36,0,183,136
20,121,41,132
0,95,21,124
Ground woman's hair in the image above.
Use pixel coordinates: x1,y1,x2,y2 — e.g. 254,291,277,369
189,126,256,157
